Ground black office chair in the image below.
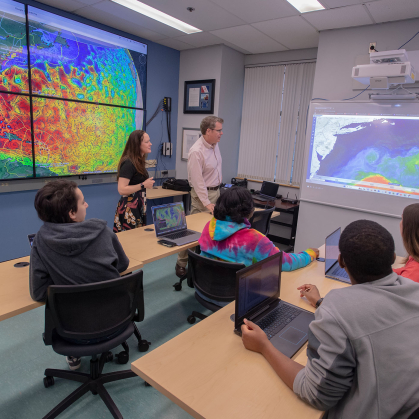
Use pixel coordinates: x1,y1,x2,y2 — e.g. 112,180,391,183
42,271,148,419
249,206,275,236
186,249,245,324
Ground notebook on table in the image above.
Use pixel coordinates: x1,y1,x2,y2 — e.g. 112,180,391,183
255,181,279,202
234,253,315,358
325,228,351,284
151,202,201,246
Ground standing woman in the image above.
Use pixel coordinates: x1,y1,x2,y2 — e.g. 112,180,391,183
113,130,155,232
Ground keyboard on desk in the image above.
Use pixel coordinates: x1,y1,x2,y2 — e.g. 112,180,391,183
164,230,196,240
330,265,349,278
256,305,301,340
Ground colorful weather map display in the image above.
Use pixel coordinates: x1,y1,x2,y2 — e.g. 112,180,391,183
154,204,186,233
0,0,147,180
308,115,419,198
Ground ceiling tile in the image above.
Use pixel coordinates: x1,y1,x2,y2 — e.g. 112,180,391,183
155,38,196,51
365,0,419,23
303,4,374,31
211,25,287,54
252,16,319,50
175,32,226,48
31,0,99,13
137,0,246,31
74,6,168,41
208,0,299,24
90,1,186,37
320,0,378,8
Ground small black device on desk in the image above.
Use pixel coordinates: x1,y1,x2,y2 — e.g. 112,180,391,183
157,239,177,248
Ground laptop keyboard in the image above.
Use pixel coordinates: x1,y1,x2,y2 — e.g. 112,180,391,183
164,230,196,240
256,305,301,340
330,265,349,278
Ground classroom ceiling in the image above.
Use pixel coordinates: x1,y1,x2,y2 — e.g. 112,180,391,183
35,0,419,54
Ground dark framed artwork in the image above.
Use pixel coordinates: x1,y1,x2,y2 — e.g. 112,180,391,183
183,79,215,114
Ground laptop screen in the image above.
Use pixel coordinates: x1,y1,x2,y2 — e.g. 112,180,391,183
235,253,282,330
325,227,341,273
151,202,187,237
260,181,279,198
28,234,36,248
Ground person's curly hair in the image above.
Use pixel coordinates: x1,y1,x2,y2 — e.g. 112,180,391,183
213,187,254,224
339,220,394,284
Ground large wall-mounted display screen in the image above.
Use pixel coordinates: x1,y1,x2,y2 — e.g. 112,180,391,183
301,101,419,217
0,0,147,180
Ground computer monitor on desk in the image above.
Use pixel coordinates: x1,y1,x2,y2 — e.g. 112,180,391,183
256,181,279,202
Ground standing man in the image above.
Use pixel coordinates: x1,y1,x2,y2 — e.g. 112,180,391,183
175,116,223,277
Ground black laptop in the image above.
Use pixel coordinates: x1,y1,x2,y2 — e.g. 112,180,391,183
234,253,314,358
256,181,279,202
325,228,351,284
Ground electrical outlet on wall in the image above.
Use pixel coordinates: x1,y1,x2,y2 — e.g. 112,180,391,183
145,159,157,168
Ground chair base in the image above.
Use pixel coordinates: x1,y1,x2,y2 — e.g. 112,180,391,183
187,311,208,324
43,353,137,419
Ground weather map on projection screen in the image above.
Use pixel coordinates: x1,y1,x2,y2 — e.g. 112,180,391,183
306,114,419,199
0,0,147,180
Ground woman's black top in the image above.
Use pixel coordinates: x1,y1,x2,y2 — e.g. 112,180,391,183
119,159,148,185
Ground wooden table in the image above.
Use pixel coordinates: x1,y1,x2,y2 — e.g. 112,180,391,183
0,255,143,322
147,186,189,200
131,247,406,419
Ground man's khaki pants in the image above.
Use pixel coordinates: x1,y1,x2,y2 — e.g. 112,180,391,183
176,188,220,268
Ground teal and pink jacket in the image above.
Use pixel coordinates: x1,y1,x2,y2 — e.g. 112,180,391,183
199,217,316,271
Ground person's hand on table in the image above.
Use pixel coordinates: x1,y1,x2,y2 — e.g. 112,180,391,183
206,203,215,214
241,318,271,354
309,248,320,258
143,177,155,189
297,284,321,308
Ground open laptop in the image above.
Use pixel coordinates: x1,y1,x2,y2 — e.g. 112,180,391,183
325,228,351,284
234,253,314,358
28,234,36,248
256,181,279,202
151,202,201,246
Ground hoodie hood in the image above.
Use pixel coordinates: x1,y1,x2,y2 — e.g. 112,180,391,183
208,216,250,241
37,218,108,256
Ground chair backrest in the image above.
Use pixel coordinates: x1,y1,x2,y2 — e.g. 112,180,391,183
44,271,144,344
249,207,275,236
188,250,245,303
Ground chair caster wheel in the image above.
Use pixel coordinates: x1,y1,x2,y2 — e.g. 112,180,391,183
187,315,196,324
173,282,182,291
138,340,150,352
145,381,152,387
44,376,55,388
105,351,114,362
117,351,129,364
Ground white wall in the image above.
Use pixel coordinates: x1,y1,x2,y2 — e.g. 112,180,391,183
295,18,419,256
175,45,245,183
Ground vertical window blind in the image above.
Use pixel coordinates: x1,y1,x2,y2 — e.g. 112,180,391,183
237,62,316,187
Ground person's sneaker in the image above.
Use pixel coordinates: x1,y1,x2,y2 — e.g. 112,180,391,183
66,356,81,370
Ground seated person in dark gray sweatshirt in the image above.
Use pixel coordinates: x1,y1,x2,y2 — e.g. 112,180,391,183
241,220,419,419
30,180,130,370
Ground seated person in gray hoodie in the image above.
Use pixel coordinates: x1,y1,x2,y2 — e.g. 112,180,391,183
30,180,129,370
241,220,419,419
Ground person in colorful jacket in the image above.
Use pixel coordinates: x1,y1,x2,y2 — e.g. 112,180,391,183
198,187,318,305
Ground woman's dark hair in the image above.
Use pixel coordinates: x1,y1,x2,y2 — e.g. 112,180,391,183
34,180,78,223
401,203,419,263
339,220,394,284
213,187,254,224
117,130,147,179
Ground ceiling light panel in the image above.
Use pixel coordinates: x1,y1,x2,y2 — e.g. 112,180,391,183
110,0,202,34
286,0,326,13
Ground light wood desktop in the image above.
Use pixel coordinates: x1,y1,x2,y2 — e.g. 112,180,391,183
0,255,143,322
131,247,406,419
147,186,189,200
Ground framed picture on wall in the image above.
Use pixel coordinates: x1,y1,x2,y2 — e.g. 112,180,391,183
182,128,201,161
184,79,215,114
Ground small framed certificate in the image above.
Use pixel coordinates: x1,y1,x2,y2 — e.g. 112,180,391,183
184,79,215,114
182,128,201,161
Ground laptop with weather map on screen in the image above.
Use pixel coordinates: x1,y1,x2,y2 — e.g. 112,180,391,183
325,228,351,284
151,202,201,246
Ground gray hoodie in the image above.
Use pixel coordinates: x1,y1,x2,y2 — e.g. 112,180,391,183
30,218,129,302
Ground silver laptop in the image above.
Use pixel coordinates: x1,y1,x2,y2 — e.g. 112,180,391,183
234,253,314,358
257,181,279,202
151,202,201,246
325,228,351,284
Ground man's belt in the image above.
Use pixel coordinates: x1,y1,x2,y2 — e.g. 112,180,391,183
207,184,220,191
